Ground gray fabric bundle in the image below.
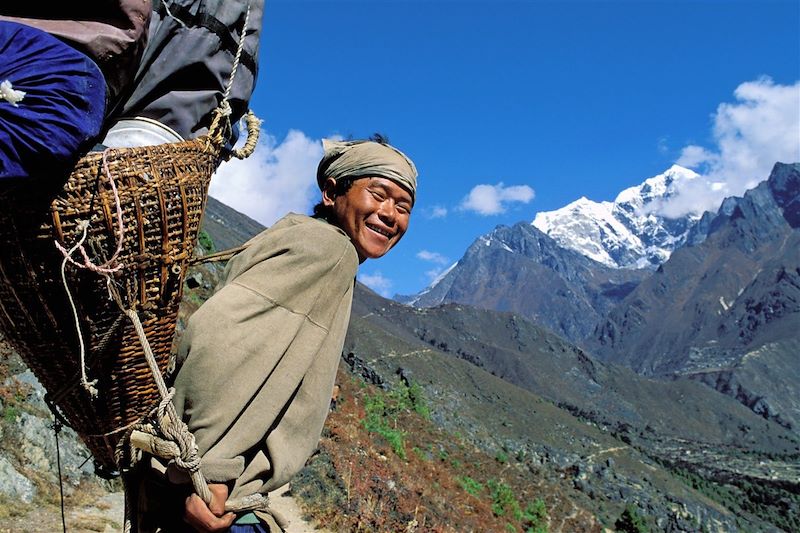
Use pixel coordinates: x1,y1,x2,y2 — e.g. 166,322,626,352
109,0,264,143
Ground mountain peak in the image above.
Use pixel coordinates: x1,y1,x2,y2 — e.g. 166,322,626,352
614,165,699,205
532,166,701,269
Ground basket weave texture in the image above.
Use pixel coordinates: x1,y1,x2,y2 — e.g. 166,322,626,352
0,137,220,472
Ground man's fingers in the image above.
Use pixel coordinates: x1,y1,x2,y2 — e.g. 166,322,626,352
207,483,229,516
184,494,236,532
217,512,236,529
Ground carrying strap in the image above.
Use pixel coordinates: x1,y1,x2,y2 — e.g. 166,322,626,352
154,0,257,77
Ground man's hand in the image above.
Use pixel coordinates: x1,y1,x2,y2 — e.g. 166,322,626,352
183,483,236,532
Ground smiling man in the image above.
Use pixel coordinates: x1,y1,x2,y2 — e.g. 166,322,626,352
136,137,417,532
315,138,414,262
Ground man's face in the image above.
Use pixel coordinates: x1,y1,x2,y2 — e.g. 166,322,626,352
323,176,413,262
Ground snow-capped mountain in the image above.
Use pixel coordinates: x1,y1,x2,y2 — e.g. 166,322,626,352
395,221,649,341
532,165,701,269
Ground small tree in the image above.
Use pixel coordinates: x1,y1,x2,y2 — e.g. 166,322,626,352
615,505,649,533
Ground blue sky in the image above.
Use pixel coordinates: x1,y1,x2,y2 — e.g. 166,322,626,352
211,0,800,298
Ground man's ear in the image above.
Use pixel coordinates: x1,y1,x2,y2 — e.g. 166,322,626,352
322,177,337,207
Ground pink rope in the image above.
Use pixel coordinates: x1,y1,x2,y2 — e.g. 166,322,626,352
55,149,125,274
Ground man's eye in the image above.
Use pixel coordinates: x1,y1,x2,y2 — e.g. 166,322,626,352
397,204,411,214
370,190,385,200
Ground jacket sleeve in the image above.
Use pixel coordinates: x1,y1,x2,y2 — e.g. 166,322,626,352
171,226,357,483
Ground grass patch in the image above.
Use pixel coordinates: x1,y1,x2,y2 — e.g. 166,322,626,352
0,494,31,519
197,229,215,252
361,379,433,460
488,480,549,532
363,392,407,459
459,475,484,496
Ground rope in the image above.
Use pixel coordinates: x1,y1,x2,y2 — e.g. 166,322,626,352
129,428,272,512
230,111,262,160
221,3,252,104
59,222,99,397
124,307,213,505
206,1,253,152
56,149,128,396
55,150,125,275
123,485,134,533
188,243,251,266
53,418,67,533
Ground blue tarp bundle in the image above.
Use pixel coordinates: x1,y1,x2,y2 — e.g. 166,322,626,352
0,21,106,179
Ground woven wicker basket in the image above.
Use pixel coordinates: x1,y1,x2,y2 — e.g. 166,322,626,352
0,136,220,473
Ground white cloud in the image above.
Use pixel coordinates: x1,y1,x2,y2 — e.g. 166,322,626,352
425,267,444,283
209,128,323,226
359,272,393,297
657,77,800,217
676,145,714,168
459,182,536,215
417,250,449,264
428,205,448,219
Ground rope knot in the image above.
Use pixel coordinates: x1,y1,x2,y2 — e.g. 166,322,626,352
155,388,203,474
83,379,99,398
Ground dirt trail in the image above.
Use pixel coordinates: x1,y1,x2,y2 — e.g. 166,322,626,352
0,483,327,533
269,484,330,533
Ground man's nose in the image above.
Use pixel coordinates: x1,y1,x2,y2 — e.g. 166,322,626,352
377,200,397,224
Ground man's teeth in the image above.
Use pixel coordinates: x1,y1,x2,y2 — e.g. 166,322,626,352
367,224,391,237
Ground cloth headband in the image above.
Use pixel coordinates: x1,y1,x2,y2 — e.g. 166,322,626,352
317,139,418,201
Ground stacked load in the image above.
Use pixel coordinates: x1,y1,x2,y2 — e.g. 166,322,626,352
0,1,264,474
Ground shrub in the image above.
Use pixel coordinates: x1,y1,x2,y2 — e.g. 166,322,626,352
459,476,484,497
488,479,519,518
407,382,431,418
363,392,407,459
197,229,215,252
387,380,431,419
615,505,649,533
360,380,433,460
523,498,548,533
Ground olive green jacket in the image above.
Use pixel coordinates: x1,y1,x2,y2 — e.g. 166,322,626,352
171,213,358,500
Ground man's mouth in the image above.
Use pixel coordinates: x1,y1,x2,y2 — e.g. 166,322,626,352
366,223,393,239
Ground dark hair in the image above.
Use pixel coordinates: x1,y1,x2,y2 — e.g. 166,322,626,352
312,176,358,221
368,132,390,144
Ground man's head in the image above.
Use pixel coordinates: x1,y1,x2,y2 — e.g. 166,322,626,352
315,137,418,262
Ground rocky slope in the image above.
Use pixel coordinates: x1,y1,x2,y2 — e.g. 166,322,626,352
202,195,266,252
352,285,798,454
591,163,800,432
0,340,125,532
346,284,799,531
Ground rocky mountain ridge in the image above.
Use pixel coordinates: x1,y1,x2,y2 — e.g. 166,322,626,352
400,165,709,342
399,220,648,343
591,162,800,432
